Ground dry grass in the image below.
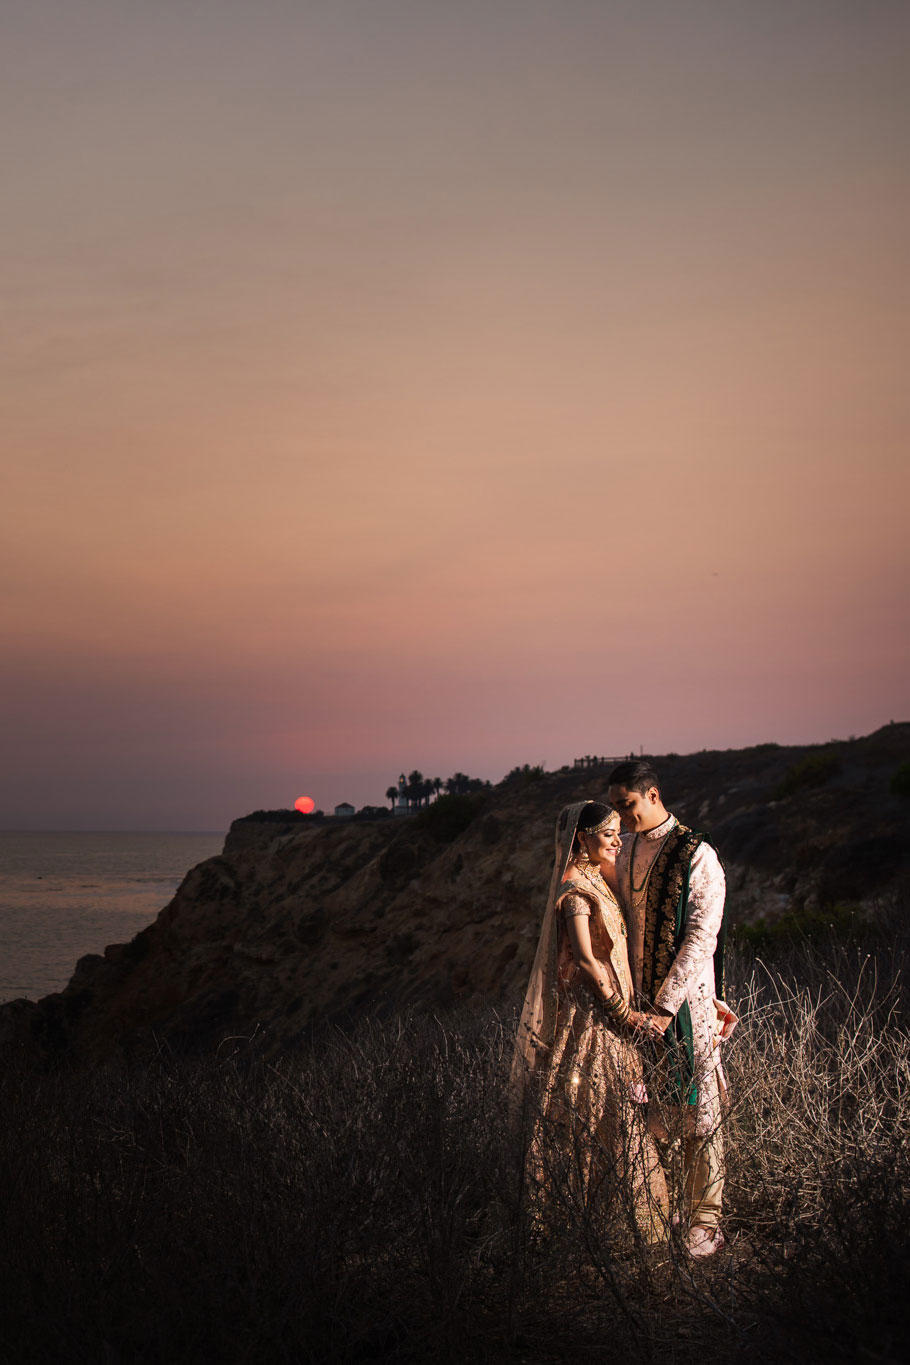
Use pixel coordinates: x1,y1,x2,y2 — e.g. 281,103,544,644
1,917,908,1364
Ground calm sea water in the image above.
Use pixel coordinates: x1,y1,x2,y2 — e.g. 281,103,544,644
0,831,225,1004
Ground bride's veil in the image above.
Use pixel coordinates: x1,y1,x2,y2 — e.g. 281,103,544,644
510,800,590,1093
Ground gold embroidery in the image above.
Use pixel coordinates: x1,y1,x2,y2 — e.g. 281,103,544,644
559,891,593,918
557,878,633,1004
640,824,703,1001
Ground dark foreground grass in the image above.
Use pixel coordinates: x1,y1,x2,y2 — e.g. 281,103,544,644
2,921,909,1365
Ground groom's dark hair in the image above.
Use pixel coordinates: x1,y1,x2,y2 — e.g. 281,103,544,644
607,760,661,796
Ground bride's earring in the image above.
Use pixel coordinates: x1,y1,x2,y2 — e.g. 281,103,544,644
576,837,590,865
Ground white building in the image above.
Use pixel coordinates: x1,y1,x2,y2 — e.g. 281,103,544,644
334,802,356,820
393,773,411,817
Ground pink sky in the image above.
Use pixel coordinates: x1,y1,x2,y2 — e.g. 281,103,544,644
2,1,908,828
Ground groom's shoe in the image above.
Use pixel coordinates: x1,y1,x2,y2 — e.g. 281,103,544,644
686,1225,725,1258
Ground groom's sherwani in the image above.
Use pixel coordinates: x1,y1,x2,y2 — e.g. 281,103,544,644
615,813,728,1229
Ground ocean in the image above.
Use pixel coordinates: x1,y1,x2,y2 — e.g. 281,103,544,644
0,831,226,1005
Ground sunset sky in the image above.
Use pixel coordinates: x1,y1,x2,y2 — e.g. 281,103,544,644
3,0,908,829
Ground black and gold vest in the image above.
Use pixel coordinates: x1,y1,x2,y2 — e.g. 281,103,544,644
640,822,726,1003
638,821,727,1104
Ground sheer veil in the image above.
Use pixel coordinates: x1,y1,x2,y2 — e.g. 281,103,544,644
510,801,590,1093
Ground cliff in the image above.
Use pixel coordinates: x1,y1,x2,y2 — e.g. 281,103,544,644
4,724,909,1062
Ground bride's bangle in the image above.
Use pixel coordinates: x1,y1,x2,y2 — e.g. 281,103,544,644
602,993,631,1024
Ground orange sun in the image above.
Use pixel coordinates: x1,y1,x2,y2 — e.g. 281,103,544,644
294,795,316,814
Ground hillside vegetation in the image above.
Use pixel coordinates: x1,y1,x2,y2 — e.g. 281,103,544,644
1,925,908,1363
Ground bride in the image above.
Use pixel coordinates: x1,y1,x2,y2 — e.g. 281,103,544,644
512,801,668,1239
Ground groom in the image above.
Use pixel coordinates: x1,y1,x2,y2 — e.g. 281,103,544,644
607,760,732,1258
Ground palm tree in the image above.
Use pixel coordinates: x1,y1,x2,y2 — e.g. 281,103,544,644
406,770,424,808
431,777,443,802
385,785,398,810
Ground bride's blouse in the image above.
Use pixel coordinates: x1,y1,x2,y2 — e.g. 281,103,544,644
554,877,634,1006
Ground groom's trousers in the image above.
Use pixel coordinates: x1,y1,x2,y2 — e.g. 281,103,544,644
683,1128,724,1231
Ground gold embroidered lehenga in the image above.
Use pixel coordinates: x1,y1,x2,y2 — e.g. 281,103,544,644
512,803,668,1242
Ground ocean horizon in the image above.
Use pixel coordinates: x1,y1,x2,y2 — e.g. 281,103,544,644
0,830,226,1005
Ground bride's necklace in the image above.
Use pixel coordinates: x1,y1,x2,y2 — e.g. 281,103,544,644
575,859,623,920
575,862,627,939
577,860,606,891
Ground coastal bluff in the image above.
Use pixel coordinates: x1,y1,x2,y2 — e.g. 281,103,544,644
4,725,909,1063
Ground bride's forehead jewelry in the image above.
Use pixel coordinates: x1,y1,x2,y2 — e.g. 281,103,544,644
579,815,619,836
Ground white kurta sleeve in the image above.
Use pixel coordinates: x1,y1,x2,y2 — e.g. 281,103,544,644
654,842,725,1017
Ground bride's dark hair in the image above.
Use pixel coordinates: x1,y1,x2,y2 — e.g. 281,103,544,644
577,801,615,832
574,801,617,851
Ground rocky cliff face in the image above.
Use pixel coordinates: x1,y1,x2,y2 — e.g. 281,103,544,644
4,725,909,1062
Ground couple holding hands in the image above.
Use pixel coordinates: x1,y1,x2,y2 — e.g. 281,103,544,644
513,760,737,1258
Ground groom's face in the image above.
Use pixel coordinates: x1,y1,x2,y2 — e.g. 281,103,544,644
607,784,662,832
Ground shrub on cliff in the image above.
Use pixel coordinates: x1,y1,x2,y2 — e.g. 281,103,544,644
891,761,910,799
773,749,841,799
414,792,487,842
502,763,545,783
237,808,323,824
732,900,869,950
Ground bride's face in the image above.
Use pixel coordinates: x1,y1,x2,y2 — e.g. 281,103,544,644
580,817,622,867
